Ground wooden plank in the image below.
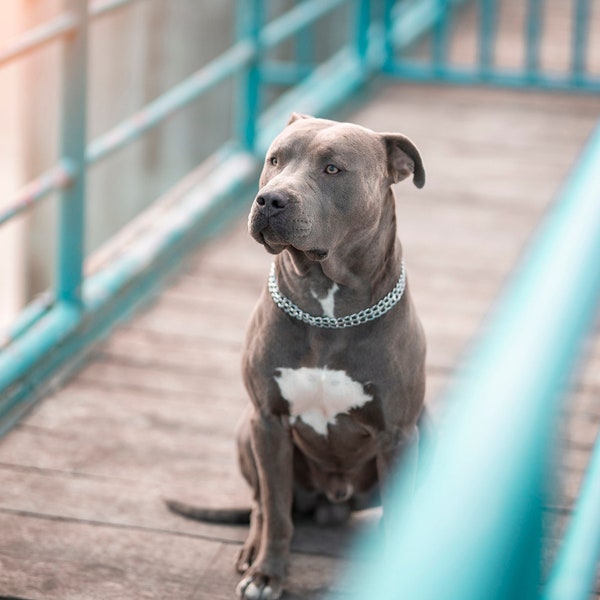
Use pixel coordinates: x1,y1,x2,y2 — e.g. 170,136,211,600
75,357,246,399
98,327,242,378
116,312,245,348
20,383,244,438
0,512,240,600
0,456,380,566
0,463,248,545
1,406,240,484
0,461,378,555
189,537,349,600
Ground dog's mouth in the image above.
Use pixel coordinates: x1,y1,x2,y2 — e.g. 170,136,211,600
256,231,328,262
257,230,289,255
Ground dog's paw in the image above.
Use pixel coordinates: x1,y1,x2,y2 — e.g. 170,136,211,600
236,572,283,600
314,500,351,526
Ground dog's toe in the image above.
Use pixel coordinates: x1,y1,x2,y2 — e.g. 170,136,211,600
236,574,282,600
236,578,260,600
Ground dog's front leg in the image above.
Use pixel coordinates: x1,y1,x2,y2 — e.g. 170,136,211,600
237,411,294,600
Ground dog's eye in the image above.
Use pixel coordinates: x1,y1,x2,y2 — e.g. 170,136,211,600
324,164,340,174
269,157,278,166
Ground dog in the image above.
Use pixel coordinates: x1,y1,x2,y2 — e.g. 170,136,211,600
168,113,427,599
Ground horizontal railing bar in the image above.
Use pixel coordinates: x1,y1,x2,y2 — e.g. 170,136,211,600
259,0,348,49
0,301,82,438
82,149,257,312
86,41,254,165
0,162,74,228
0,13,77,68
0,293,53,351
0,0,347,74
386,61,600,93
545,433,600,600
90,0,145,18
0,0,145,70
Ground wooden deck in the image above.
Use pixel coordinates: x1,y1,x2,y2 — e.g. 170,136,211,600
6,0,600,576
1,81,599,599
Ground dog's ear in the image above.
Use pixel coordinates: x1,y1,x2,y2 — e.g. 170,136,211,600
383,133,425,188
287,112,312,125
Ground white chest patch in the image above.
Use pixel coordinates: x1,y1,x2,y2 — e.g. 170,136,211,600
274,367,373,436
311,283,339,318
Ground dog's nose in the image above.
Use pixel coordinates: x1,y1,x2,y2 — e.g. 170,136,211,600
255,191,288,215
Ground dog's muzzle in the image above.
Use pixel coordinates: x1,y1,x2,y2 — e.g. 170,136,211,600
249,190,306,253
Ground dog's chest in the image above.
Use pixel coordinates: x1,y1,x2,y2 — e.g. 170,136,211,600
274,367,372,435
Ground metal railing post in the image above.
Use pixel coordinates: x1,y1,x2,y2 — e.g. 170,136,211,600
236,0,263,153
355,0,370,66
57,0,88,306
433,0,450,74
525,0,542,83
296,0,315,75
571,0,589,87
478,0,496,79
382,0,395,71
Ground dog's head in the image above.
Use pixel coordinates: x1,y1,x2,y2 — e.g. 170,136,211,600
248,113,425,261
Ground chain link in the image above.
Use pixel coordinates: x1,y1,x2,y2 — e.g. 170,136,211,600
268,261,406,328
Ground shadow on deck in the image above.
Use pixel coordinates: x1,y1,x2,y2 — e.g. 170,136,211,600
1,82,600,599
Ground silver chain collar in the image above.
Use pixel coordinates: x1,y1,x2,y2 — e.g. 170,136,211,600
267,261,406,329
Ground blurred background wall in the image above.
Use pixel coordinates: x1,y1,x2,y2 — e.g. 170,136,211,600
22,0,236,298
1,0,242,331
0,2,26,332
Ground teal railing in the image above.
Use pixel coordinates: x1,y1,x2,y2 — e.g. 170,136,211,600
386,0,600,92
1,1,599,599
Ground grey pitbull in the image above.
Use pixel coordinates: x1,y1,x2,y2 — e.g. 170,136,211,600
169,113,426,599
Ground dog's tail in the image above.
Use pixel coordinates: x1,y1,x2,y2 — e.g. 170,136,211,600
165,499,251,525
